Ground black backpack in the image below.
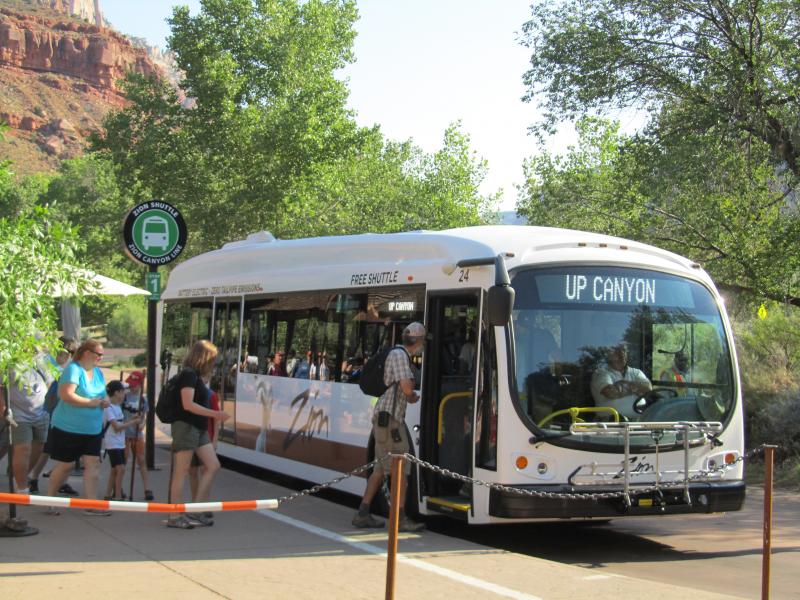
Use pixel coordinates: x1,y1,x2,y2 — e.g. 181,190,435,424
43,379,60,415
155,372,183,424
358,347,410,397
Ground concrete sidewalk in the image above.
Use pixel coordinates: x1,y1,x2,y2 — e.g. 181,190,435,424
0,445,745,600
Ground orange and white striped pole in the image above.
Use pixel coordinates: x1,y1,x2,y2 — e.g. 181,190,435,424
0,492,278,514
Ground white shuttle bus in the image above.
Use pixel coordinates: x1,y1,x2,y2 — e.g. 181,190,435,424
158,226,745,523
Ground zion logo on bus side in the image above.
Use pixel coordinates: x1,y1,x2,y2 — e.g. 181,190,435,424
123,200,188,266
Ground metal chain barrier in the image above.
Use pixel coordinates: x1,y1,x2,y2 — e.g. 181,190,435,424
0,445,771,513
276,458,381,505
279,444,768,507
393,445,766,503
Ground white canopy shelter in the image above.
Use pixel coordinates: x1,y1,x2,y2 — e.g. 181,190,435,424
53,270,150,341
52,270,151,298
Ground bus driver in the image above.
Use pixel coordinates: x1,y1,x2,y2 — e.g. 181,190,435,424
590,343,652,419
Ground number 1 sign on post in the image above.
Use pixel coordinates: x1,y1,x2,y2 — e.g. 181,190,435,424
123,201,187,469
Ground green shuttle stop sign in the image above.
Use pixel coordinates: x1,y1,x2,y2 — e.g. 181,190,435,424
123,201,187,266
147,271,161,300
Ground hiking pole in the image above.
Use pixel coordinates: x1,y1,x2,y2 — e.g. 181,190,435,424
128,369,145,501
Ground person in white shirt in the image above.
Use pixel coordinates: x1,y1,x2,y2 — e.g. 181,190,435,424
590,344,652,419
103,381,143,501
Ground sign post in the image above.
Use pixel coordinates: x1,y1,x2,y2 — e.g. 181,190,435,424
123,200,187,470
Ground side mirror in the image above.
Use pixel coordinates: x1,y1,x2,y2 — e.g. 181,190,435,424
457,252,515,326
488,284,515,326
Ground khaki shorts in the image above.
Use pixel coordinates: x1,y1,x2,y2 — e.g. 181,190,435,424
12,413,49,445
373,416,411,475
171,420,210,452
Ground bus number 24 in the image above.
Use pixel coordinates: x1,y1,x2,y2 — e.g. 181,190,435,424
458,269,470,283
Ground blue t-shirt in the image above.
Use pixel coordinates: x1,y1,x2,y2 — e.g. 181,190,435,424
51,362,107,435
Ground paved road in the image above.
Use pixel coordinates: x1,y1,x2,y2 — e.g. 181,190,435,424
427,486,799,600
0,448,741,600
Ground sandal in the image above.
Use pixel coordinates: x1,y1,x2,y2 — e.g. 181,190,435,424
144,490,154,501
186,512,213,527
167,515,194,529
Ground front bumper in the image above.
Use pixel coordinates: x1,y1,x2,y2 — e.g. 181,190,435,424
489,480,746,519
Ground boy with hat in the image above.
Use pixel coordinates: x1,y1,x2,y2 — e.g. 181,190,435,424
103,380,143,502
122,371,153,500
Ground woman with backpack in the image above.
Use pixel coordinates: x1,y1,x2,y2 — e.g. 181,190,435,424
45,339,111,515
167,340,230,530
28,336,78,495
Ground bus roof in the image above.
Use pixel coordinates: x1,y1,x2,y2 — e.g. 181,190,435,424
162,226,711,301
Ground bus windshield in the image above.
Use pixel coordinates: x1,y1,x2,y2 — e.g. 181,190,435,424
511,266,735,441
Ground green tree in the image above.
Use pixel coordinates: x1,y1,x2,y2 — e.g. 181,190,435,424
42,154,140,283
280,123,499,237
94,0,496,254
0,204,91,381
39,154,146,326
518,117,800,305
94,0,363,251
521,0,800,179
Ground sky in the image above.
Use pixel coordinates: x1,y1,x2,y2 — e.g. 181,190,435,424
101,1,553,212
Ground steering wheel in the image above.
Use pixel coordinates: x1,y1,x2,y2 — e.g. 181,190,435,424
633,387,679,414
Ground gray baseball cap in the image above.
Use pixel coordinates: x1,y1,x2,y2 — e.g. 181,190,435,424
404,322,426,339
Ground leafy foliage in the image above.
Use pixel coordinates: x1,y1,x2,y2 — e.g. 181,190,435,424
106,297,148,348
93,0,496,254
41,154,140,283
0,203,90,382
280,123,499,237
517,117,800,304
521,0,800,179
734,302,800,397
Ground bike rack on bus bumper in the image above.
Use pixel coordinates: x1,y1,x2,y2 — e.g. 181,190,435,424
567,421,726,507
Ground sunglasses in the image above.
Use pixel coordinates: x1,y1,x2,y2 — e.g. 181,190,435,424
89,349,104,358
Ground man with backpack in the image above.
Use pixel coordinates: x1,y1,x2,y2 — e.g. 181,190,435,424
352,322,426,533
1,353,53,496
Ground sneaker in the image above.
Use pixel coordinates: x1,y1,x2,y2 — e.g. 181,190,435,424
59,483,79,496
83,509,112,517
167,515,194,529
144,490,154,501
186,512,213,527
352,513,384,528
398,517,425,533
28,479,39,494
4,517,29,532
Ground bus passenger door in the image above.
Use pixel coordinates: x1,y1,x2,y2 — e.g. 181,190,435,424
211,299,241,444
420,292,480,519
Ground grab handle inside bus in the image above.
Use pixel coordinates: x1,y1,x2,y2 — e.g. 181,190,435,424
458,253,515,326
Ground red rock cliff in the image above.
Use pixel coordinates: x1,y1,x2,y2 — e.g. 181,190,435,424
0,2,163,173
0,7,158,91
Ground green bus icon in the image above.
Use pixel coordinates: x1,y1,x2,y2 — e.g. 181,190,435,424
142,216,170,251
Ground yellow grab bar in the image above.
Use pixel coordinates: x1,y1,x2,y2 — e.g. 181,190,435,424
537,406,620,428
437,391,473,445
